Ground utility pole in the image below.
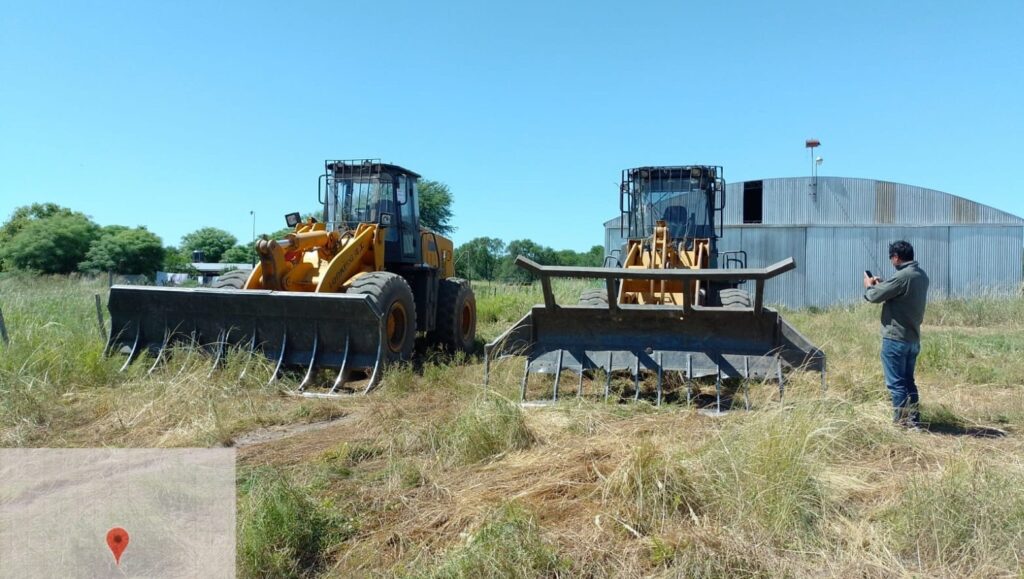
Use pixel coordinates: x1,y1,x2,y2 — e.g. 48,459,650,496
250,210,256,267
805,139,821,201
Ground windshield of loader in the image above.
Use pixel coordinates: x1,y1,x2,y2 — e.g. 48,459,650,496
632,173,714,240
328,176,398,241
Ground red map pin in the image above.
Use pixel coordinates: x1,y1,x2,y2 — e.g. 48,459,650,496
106,527,130,565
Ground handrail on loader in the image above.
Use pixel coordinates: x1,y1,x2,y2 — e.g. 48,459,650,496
516,256,796,314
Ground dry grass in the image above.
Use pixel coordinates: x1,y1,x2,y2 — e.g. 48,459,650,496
2,272,1024,577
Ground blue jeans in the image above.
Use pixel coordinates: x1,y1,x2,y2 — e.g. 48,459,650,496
881,338,921,423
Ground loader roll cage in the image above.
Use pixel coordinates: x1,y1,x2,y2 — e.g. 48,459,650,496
319,159,423,263
620,165,725,254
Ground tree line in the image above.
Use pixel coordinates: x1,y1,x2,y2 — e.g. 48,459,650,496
0,181,605,280
454,237,604,283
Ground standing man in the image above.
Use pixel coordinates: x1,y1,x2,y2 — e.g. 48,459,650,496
864,240,930,427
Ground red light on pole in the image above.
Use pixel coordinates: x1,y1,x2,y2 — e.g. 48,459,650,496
805,138,820,148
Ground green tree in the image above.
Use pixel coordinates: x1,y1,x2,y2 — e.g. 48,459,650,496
79,226,165,276
180,227,237,263
162,246,193,273
0,213,100,274
222,244,256,264
499,239,558,283
417,179,455,236
554,245,605,267
0,203,83,270
581,245,606,267
455,237,505,280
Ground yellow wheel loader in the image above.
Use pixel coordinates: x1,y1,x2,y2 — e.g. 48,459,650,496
106,160,476,395
484,165,824,410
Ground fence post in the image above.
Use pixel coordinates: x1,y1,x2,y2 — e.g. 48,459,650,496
0,305,9,345
95,294,108,342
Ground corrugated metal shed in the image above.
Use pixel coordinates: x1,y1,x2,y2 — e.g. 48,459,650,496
603,176,1024,308
730,177,1023,226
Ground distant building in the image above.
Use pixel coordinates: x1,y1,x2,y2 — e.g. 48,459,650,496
604,176,1024,308
155,263,252,286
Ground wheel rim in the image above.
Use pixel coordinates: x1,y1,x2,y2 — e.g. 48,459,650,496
459,302,474,341
386,302,408,353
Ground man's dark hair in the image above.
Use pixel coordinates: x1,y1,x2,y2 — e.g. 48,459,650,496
889,240,914,261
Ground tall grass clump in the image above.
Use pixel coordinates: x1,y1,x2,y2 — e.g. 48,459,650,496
600,439,698,536
694,401,893,546
882,458,1024,573
237,467,355,578
428,396,536,465
0,274,117,384
473,278,597,340
417,502,566,579
927,295,1024,328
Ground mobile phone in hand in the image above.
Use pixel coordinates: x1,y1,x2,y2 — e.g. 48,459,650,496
864,270,874,278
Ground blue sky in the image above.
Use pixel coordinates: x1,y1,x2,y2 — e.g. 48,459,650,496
2,0,1022,251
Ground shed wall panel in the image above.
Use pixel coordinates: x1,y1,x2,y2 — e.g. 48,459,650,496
734,227,805,309
723,183,744,225
873,227,951,300
804,227,879,307
949,227,1024,297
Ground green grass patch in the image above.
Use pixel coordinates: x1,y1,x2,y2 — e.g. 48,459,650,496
237,467,356,578
428,396,536,465
882,458,1024,573
415,502,566,579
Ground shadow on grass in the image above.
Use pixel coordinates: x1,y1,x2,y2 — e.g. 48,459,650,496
921,422,1008,438
920,405,1008,438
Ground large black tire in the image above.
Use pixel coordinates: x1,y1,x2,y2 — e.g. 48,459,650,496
428,277,476,352
578,288,609,307
212,269,250,289
719,288,752,309
349,272,417,364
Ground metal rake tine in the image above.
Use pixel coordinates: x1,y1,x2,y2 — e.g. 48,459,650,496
552,350,563,402
297,323,320,392
328,334,351,394
268,329,288,385
119,323,143,373
172,322,200,379
239,323,258,380
686,354,693,406
821,358,828,394
148,326,172,375
743,356,751,411
655,352,663,407
520,358,530,402
776,357,785,403
715,366,722,413
633,354,640,401
361,329,385,394
208,328,229,378
603,352,612,402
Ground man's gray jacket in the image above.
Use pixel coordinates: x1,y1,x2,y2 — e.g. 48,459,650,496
864,260,929,343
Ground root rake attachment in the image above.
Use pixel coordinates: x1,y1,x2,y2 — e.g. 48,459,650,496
105,285,387,396
484,258,826,410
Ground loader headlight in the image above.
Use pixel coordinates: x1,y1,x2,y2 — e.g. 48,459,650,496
285,212,302,227
380,212,393,226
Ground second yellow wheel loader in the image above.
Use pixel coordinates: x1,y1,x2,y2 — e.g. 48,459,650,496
485,165,824,410
106,160,477,396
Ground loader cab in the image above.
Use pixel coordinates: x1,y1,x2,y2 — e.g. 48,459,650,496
620,165,725,263
321,160,422,264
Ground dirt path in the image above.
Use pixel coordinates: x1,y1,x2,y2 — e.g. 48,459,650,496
233,409,368,467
